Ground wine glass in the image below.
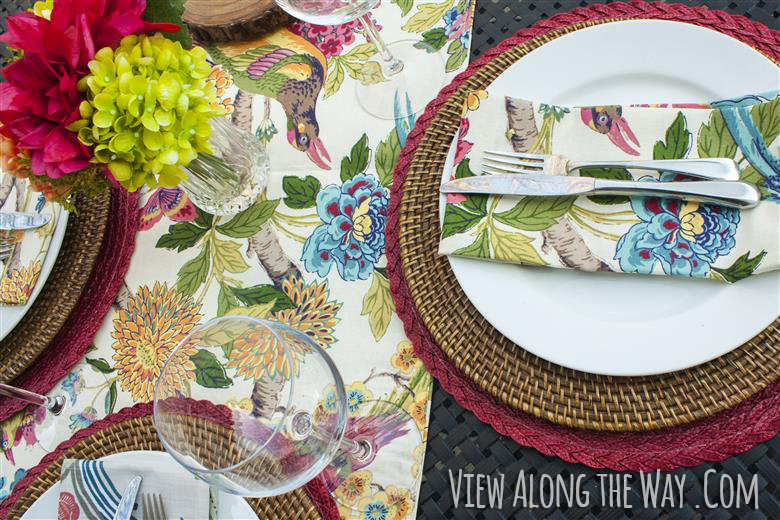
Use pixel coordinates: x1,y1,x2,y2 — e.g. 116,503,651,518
0,383,68,451
153,316,422,517
180,116,269,216
274,0,446,120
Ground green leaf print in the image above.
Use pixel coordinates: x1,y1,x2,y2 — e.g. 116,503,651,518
342,43,378,61
490,226,544,265
494,196,576,231
283,176,321,209
193,208,214,229
453,229,490,258
461,194,487,215
712,250,767,283
740,165,766,186
361,271,395,341
211,238,249,274
190,349,233,388
579,167,632,205
324,58,345,99
414,28,448,53
216,199,279,238
104,381,117,415
750,97,780,146
217,282,241,317
375,129,401,189
402,0,453,33
441,205,485,238
392,0,414,16
445,39,468,73
653,112,691,160
156,222,208,252
341,133,371,182
176,240,210,297
455,158,476,179
86,358,115,374
230,284,295,311
698,110,737,159
356,61,385,85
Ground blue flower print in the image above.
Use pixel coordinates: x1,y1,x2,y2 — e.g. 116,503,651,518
69,406,97,431
615,183,740,277
61,370,84,405
0,468,27,502
302,174,389,281
442,6,471,48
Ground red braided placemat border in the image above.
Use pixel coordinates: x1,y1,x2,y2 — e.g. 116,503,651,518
386,1,780,471
0,402,340,519
0,189,139,421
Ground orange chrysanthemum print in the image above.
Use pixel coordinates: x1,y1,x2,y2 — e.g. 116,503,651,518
111,282,202,402
0,260,41,304
228,276,342,381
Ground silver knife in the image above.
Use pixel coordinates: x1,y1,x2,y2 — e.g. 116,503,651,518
0,212,51,231
112,476,142,520
441,174,760,209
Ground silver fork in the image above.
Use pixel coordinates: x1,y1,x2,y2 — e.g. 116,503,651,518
141,493,167,520
482,151,741,181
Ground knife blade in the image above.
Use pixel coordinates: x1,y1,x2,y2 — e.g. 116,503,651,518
0,212,51,231
441,174,597,197
440,173,761,209
112,476,142,520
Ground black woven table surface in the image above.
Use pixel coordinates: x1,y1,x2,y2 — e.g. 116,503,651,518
2,1,778,519
419,2,779,519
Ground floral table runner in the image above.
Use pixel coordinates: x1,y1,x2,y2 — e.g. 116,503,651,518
0,2,476,517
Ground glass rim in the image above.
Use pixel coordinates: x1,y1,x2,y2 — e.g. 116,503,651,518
152,315,348,479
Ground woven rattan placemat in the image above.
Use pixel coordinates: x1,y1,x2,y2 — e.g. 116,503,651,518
389,5,780,432
0,193,110,383
0,402,339,519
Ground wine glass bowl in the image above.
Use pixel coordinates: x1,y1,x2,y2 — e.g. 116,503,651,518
274,0,445,120
274,0,380,25
153,316,348,496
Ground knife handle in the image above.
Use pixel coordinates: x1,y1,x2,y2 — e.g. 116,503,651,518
569,158,740,181
593,179,761,209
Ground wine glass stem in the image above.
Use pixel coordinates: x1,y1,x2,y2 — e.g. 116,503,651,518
358,14,404,77
0,383,65,414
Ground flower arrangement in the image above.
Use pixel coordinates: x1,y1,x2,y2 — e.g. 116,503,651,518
0,0,224,210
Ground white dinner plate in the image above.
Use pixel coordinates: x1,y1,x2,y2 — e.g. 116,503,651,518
21,450,258,519
441,20,780,376
0,207,67,341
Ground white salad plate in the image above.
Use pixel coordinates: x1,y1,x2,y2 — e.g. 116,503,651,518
440,20,780,376
20,450,258,519
0,207,67,341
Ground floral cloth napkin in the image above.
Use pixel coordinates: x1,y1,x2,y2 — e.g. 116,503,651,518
57,458,214,520
0,171,60,305
439,90,780,281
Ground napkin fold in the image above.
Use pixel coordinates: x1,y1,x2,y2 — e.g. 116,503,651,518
0,173,60,305
57,458,214,520
438,90,780,282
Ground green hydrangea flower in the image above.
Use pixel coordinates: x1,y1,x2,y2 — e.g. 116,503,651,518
74,33,225,192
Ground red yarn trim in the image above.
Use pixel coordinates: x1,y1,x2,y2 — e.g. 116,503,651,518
386,1,780,472
0,189,139,421
0,402,341,520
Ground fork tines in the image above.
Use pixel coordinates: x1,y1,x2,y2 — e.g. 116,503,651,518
483,150,548,174
142,493,167,520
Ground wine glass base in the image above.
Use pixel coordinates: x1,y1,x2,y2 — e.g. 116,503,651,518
355,39,446,120
320,399,424,519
